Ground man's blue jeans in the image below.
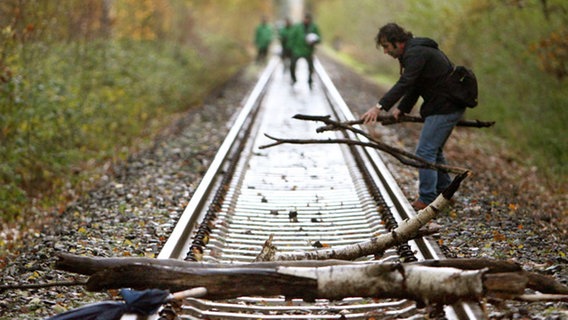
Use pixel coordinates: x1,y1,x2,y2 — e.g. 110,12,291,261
416,111,464,204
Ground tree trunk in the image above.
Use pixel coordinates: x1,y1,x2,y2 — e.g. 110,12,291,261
54,254,568,306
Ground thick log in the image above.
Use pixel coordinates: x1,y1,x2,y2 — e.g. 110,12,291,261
60,257,484,305
55,253,353,276
55,254,200,276
483,272,528,299
86,263,320,301
54,254,568,305
527,272,568,294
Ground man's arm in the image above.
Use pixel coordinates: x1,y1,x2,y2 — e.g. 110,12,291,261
379,51,425,110
363,51,425,124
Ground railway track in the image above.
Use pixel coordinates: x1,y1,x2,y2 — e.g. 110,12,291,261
127,57,485,319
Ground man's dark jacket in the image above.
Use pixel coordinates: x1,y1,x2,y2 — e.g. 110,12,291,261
378,37,465,118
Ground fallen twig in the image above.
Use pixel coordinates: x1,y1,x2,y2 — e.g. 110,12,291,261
0,280,87,292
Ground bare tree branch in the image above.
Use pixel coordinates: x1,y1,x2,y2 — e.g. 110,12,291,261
320,115,495,129
259,115,470,174
0,280,87,292
260,135,468,174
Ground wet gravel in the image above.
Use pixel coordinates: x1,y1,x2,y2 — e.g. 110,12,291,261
1,56,567,320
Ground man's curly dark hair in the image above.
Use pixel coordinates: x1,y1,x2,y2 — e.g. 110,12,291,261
375,23,414,48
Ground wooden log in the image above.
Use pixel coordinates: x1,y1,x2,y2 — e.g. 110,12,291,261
527,272,568,294
483,272,528,299
60,257,485,305
55,254,198,276
86,263,320,301
54,254,568,305
55,253,354,276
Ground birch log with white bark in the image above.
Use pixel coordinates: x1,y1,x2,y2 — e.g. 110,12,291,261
54,254,568,305
256,171,469,261
54,256,484,304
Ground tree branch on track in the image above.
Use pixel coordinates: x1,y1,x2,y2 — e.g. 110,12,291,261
52,254,568,306
323,115,495,128
259,114,470,175
254,171,468,261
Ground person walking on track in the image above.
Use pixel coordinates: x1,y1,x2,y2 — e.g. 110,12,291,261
254,16,273,63
278,17,293,72
289,13,321,89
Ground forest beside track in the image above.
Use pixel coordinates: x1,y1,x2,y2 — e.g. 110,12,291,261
0,55,567,319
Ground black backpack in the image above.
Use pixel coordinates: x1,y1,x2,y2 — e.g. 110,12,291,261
435,49,479,108
444,65,478,108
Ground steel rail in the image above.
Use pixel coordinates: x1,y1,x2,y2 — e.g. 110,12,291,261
121,58,280,320
157,57,280,260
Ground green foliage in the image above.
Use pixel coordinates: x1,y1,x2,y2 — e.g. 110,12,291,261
0,40,248,221
315,0,568,186
0,0,259,222
316,0,401,75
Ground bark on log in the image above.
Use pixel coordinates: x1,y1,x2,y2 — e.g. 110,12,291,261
483,272,528,299
527,272,568,294
414,258,522,273
54,254,568,306
55,253,353,276
55,256,484,305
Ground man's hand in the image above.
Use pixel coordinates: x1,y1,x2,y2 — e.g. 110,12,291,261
361,106,381,124
362,105,404,125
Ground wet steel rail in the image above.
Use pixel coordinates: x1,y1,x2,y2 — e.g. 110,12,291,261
127,57,484,319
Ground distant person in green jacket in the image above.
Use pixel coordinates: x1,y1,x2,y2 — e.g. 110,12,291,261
278,18,293,72
289,13,321,89
254,16,273,63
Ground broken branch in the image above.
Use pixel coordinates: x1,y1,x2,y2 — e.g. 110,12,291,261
319,115,495,129
260,134,468,174
260,115,470,174
254,172,469,262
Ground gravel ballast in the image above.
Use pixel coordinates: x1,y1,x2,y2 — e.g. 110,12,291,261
1,56,566,319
